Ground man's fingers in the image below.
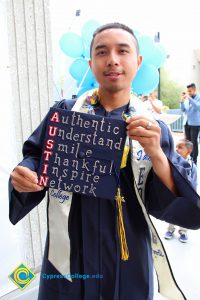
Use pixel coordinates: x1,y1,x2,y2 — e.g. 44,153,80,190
129,135,149,145
126,118,158,130
126,116,158,129
11,173,42,191
13,166,38,184
11,166,44,192
128,127,159,138
13,182,44,193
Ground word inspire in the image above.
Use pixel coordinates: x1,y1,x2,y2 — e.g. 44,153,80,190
37,108,126,199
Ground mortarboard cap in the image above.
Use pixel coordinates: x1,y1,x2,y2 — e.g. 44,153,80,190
37,107,127,199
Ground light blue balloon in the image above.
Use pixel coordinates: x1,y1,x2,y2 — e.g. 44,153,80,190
150,44,167,68
83,46,91,59
138,35,156,64
82,69,97,87
81,20,101,48
69,58,97,89
60,32,84,58
77,77,98,88
76,84,98,97
76,86,91,97
69,59,89,81
73,65,97,88
132,64,159,94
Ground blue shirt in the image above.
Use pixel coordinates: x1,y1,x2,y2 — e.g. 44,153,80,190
187,156,198,190
180,94,200,126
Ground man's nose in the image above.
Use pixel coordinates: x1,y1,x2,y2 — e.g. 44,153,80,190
106,52,119,67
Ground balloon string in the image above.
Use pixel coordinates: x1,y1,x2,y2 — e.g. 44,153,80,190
53,81,62,100
76,66,90,94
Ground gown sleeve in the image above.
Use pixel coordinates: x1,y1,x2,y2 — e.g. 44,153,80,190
146,121,200,230
9,100,74,225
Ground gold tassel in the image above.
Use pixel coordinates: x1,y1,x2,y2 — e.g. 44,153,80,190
115,187,129,261
120,145,130,169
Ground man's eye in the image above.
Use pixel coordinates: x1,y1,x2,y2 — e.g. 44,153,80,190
97,51,106,55
120,49,128,54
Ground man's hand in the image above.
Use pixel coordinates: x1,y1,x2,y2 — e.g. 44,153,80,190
126,116,177,195
11,166,44,193
126,116,161,158
180,93,188,102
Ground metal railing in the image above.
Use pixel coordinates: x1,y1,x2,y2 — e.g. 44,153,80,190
168,109,184,132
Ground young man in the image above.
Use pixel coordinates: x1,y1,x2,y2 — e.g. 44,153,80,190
9,23,200,300
180,83,200,164
165,139,197,242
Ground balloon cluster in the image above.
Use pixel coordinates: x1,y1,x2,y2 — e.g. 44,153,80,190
132,34,166,95
59,20,167,96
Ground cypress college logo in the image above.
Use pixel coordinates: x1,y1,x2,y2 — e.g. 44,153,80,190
8,263,36,290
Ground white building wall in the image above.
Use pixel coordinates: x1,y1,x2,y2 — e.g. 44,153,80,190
0,0,53,296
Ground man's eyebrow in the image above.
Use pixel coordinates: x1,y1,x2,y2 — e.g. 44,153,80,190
117,43,131,48
94,44,107,51
94,43,131,51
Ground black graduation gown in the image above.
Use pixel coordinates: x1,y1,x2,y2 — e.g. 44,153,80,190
9,100,200,300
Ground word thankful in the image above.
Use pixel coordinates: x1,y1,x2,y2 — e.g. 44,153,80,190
37,108,126,199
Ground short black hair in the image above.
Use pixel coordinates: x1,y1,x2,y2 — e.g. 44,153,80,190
90,22,139,57
187,83,196,89
178,139,193,151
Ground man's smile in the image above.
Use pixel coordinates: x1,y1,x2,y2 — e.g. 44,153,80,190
104,70,124,80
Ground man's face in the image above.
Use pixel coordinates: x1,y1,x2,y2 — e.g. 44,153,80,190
176,143,190,159
89,28,142,93
187,87,196,97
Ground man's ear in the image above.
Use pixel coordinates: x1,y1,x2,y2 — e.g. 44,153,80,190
89,59,92,70
137,55,142,69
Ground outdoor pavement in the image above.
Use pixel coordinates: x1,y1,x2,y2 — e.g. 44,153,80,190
153,217,200,300
154,131,200,300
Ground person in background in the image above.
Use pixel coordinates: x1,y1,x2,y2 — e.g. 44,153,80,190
165,139,197,243
140,95,148,102
142,91,163,120
180,83,200,164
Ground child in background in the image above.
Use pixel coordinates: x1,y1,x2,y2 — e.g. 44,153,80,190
165,139,198,242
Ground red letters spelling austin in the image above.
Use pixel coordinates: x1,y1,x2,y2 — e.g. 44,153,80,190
38,111,60,187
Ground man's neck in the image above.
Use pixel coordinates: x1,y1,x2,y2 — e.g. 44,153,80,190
98,88,130,112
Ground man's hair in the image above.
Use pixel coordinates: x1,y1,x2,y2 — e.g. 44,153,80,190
178,139,193,151
90,22,139,57
187,83,196,89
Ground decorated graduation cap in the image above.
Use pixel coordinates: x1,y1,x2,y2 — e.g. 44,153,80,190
37,107,127,200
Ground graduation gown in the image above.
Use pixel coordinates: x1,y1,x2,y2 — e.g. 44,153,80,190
9,99,200,300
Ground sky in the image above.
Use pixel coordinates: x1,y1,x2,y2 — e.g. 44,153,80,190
50,0,200,98
50,0,200,45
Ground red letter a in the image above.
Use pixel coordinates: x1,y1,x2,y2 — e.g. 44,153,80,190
50,112,60,123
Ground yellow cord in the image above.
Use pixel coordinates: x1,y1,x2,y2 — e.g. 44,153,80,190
115,187,129,261
120,145,130,169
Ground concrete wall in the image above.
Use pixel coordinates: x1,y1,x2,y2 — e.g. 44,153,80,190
6,0,53,271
